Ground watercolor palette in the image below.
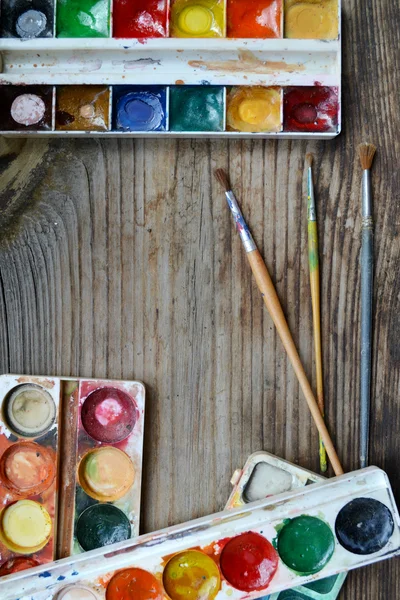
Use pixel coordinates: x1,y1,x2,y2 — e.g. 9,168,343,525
0,1,341,139
225,452,347,600
0,467,398,600
0,374,145,579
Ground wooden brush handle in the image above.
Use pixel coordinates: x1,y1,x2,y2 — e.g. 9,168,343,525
56,380,79,559
308,221,327,473
360,220,374,468
247,249,344,476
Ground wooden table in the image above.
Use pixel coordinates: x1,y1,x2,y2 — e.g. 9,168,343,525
0,2,399,597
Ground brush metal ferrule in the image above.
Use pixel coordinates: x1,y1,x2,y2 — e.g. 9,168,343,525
362,170,372,218
307,167,317,222
225,191,256,253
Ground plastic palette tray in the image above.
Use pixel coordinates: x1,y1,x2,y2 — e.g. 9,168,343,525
0,0,341,139
0,467,398,600
0,374,145,574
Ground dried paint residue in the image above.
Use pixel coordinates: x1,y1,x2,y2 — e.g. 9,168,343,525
0,0,54,39
283,86,338,132
80,387,137,442
56,0,110,37
284,0,338,39
56,86,110,131
1,442,55,495
106,568,163,600
5,384,56,438
0,557,40,577
54,584,99,600
78,446,135,502
76,504,131,551
113,0,168,38
170,0,225,38
277,516,335,574
189,49,304,74
169,86,224,132
220,532,279,591
113,86,167,132
163,550,220,600
0,86,52,131
227,0,282,38
335,498,394,555
0,499,52,553
227,87,282,133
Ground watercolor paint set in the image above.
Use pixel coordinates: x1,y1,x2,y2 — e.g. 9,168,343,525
0,466,398,600
0,0,341,139
225,452,347,600
0,374,145,578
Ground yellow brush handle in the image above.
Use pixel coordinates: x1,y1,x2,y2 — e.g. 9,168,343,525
247,249,343,476
308,220,327,472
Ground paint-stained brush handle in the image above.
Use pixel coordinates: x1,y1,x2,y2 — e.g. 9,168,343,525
308,220,327,473
360,215,374,469
57,380,79,559
247,249,343,476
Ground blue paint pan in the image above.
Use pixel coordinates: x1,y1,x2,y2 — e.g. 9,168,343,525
113,86,167,132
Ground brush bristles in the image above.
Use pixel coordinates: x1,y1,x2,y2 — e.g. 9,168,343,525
214,169,231,192
305,153,314,168
358,143,377,170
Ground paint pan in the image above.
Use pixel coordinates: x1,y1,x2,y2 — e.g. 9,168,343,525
113,86,167,132
1,467,399,600
169,85,225,132
56,0,110,37
284,0,339,40
55,86,111,131
69,380,145,555
225,452,347,600
227,0,283,39
226,87,283,133
112,0,169,38
0,375,61,575
226,452,324,509
0,86,53,131
283,86,338,133
0,0,55,38
170,0,225,37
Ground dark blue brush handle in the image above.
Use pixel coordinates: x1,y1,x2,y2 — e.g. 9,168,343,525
360,220,373,468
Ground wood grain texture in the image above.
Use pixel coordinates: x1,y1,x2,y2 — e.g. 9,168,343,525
0,0,399,596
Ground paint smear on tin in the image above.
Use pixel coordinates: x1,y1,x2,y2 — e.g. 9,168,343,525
189,49,305,74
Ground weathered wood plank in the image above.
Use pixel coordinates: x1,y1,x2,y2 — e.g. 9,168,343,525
0,0,399,596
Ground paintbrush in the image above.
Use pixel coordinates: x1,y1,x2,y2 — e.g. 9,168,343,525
358,142,377,469
215,168,343,476
306,154,327,473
